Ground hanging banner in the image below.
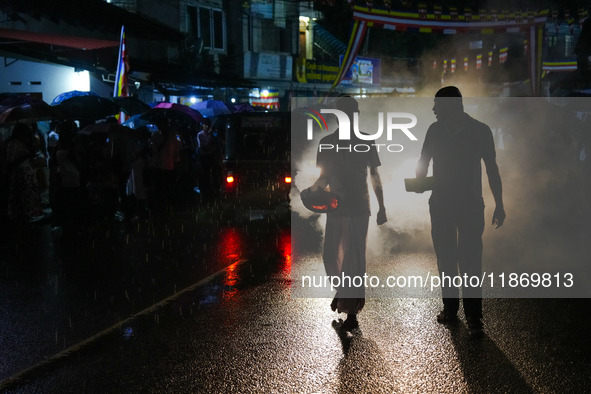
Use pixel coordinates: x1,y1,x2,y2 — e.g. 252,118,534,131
250,88,280,109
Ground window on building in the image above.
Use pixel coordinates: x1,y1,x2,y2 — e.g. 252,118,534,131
212,10,224,50
199,7,212,48
187,6,198,38
188,5,226,52
200,6,225,52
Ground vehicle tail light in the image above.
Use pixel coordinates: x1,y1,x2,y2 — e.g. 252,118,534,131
284,176,292,184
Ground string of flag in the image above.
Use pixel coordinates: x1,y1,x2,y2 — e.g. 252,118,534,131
430,46,510,74
329,4,551,96
330,1,590,25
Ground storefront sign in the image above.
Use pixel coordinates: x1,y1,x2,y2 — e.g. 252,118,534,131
244,52,293,81
250,0,273,19
295,59,340,84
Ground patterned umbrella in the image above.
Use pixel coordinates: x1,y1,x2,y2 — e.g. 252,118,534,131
51,90,98,105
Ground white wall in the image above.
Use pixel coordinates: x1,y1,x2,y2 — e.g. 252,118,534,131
0,57,91,103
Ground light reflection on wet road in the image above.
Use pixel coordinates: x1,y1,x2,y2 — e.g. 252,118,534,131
5,244,591,392
0,202,289,384
2,206,591,392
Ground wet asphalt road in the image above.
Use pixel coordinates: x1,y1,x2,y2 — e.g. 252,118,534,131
0,202,591,393
1,206,590,392
0,197,289,390
5,255,591,393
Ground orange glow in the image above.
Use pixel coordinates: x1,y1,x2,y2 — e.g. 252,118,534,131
223,263,239,300
224,263,239,287
278,231,292,282
284,176,292,183
226,176,235,183
330,198,338,209
218,228,242,265
217,228,245,302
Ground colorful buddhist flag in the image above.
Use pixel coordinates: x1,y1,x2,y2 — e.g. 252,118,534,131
113,25,129,122
114,26,129,97
499,47,508,63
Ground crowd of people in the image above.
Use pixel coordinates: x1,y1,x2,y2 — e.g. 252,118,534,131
0,117,224,246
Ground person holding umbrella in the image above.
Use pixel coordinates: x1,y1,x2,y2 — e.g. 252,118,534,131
196,118,216,203
6,123,44,245
149,120,181,215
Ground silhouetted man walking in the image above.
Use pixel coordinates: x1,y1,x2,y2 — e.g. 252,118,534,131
416,86,505,330
311,96,387,331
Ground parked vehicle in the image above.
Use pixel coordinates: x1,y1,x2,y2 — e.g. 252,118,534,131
215,111,291,211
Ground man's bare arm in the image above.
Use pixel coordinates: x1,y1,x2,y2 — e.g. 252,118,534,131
371,167,387,225
485,158,506,228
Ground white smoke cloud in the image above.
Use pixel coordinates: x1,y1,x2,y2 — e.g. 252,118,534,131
291,96,591,289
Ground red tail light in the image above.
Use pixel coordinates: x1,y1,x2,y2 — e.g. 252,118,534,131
226,176,235,184
284,176,292,184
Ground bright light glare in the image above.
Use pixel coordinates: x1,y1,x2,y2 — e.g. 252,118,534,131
284,176,292,184
226,176,235,183
190,97,197,104
72,70,90,92
261,89,270,97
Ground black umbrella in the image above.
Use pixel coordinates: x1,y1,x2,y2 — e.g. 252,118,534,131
52,95,120,121
0,93,44,109
112,96,151,116
0,101,58,124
